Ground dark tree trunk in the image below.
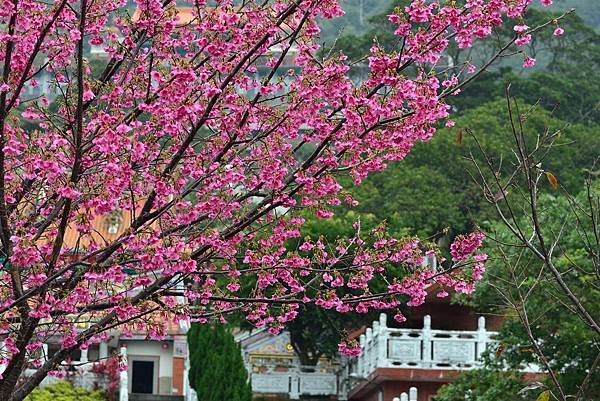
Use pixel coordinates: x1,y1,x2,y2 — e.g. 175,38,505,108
290,330,322,367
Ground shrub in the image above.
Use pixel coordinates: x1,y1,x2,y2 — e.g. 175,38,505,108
25,381,106,401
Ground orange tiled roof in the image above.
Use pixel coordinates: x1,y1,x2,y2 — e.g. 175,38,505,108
62,206,137,250
131,5,303,28
132,7,202,26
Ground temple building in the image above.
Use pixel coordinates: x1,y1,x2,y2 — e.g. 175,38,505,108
234,283,530,401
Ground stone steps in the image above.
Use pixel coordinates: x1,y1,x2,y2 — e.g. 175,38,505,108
128,394,184,401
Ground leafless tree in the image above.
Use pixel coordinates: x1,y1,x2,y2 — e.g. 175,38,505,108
467,86,600,401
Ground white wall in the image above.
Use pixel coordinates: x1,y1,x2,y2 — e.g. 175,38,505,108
122,340,173,378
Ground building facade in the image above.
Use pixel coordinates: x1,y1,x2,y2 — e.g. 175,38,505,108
237,329,340,399
5,321,194,401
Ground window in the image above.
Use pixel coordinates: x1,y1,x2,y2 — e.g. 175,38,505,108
48,343,81,362
87,344,100,362
105,209,124,234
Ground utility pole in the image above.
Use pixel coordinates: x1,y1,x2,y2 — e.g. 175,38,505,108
359,0,364,26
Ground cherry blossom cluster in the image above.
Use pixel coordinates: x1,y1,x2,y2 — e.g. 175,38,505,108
0,0,553,394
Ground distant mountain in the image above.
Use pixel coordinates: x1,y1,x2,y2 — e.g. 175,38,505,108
317,0,391,45
528,0,598,31
318,0,600,45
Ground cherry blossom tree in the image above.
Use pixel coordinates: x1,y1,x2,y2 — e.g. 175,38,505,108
0,0,560,399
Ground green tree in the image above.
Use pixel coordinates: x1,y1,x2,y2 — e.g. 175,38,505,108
280,98,600,366
443,8,600,125
439,190,600,401
434,366,527,401
346,99,599,238
188,324,252,401
441,92,600,400
477,193,599,397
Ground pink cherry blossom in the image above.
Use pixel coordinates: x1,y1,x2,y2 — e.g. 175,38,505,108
82,89,95,101
513,24,530,33
394,312,407,323
0,0,556,393
515,34,532,46
338,341,362,357
523,56,537,68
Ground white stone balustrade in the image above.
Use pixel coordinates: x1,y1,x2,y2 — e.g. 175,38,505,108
250,364,338,400
14,339,111,390
22,364,109,389
352,314,497,378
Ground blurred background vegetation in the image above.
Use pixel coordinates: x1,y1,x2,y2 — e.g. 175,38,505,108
272,1,600,398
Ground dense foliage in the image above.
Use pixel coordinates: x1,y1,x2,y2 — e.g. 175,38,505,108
460,188,600,399
284,97,600,365
434,366,526,401
188,324,252,401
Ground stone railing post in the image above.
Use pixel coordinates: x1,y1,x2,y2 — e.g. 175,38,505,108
376,314,388,368
77,346,89,388
422,315,432,368
290,372,300,400
365,328,373,373
119,347,128,401
358,334,366,377
476,316,487,361
372,320,380,368
42,343,49,363
409,387,417,401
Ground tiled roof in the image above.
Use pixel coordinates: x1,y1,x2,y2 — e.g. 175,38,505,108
62,206,137,250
